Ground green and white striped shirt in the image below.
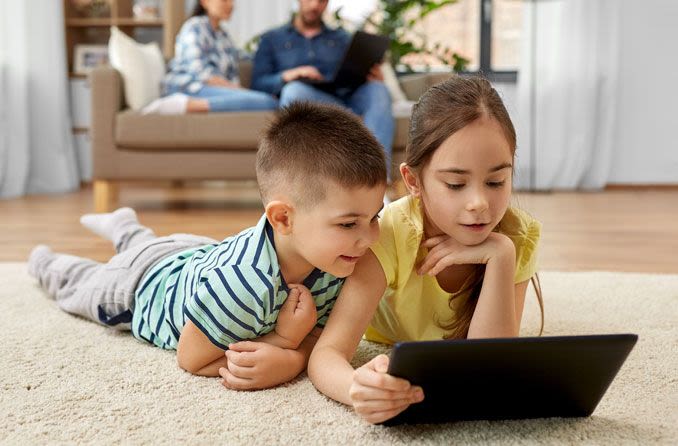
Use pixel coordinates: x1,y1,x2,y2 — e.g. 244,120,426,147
132,215,343,350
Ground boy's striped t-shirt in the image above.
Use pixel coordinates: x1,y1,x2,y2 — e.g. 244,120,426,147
131,215,344,350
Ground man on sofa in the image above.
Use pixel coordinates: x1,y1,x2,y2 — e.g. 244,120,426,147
251,0,394,178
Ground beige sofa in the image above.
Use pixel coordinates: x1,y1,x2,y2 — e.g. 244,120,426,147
90,63,450,212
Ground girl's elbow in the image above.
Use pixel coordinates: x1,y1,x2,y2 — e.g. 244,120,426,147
307,347,323,382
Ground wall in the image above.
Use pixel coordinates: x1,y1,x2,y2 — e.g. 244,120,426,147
500,0,678,186
609,0,678,184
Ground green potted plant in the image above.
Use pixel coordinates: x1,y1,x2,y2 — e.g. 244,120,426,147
346,0,470,73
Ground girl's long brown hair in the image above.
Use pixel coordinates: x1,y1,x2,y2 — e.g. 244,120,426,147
406,76,544,339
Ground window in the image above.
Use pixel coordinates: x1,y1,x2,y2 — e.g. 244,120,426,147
331,0,523,82
402,0,522,81
490,0,523,73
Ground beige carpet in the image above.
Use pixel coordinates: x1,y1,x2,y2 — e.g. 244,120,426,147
1,263,676,445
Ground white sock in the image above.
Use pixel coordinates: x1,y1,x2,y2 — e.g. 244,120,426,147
80,207,138,241
27,244,53,278
141,93,189,115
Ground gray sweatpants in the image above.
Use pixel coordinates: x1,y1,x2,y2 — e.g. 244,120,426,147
28,218,216,330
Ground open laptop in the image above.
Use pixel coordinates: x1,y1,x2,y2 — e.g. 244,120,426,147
383,334,638,425
302,30,390,93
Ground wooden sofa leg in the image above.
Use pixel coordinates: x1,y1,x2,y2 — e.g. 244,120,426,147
94,180,118,213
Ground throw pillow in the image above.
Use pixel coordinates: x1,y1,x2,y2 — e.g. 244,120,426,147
108,27,166,110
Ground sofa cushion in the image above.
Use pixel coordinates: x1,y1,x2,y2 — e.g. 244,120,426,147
115,111,411,151
115,110,275,150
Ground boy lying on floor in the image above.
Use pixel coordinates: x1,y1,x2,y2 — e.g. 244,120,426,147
28,102,386,389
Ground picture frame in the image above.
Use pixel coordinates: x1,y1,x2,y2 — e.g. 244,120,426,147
73,44,109,74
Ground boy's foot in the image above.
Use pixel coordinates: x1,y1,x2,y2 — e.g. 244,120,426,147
28,244,52,278
80,207,138,241
141,93,189,115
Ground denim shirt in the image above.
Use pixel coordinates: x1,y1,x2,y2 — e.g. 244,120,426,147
163,16,240,95
251,21,350,96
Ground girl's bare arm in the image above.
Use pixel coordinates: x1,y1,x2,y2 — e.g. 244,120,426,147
308,252,422,424
307,251,386,403
467,235,520,338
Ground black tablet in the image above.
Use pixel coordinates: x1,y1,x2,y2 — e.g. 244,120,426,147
303,31,390,92
384,334,638,425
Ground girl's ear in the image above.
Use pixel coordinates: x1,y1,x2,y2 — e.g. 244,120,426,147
400,163,422,197
265,201,294,235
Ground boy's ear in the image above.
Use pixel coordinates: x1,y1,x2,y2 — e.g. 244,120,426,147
265,200,294,235
400,163,421,197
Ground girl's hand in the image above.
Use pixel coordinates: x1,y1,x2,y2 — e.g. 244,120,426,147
418,232,515,276
349,354,424,424
275,284,317,348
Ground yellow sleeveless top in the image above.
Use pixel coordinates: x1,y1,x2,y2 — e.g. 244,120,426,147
366,195,541,344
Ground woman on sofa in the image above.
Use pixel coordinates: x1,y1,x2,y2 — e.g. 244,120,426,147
143,0,278,114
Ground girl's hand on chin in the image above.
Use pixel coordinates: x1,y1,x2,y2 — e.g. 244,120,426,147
418,232,515,276
349,354,424,424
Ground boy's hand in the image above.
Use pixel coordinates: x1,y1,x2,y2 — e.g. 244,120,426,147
219,341,303,390
349,354,424,424
275,284,317,348
418,232,515,276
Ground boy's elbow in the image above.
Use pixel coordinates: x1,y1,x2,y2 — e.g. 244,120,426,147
176,348,199,375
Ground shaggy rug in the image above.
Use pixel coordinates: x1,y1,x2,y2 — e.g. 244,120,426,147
1,263,676,445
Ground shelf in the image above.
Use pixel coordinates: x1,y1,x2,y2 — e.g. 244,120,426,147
66,18,110,26
64,0,184,82
66,17,164,27
115,18,164,26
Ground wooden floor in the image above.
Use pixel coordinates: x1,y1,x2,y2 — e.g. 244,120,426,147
1,182,677,273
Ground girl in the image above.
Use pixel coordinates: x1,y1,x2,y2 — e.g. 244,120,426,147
143,0,278,114
304,76,544,424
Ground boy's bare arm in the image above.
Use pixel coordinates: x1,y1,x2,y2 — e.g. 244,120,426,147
177,320,228,377
269,284,317,349
176,320,318,379
220,327,323,390
176,284,317,379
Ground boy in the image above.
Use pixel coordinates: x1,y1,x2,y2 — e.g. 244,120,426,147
28,102,387,389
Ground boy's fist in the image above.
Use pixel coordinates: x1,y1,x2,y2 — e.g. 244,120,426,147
275,284,317,348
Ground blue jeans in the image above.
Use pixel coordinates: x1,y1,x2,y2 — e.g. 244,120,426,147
279,81,394,180
168,85,278,112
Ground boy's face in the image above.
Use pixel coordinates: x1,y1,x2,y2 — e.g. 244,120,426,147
290,181,385,278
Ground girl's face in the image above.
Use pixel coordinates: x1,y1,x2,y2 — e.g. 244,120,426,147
202,0,234,21
410,115,514,246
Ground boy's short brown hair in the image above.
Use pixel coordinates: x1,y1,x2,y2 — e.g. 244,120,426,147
256,102,387,208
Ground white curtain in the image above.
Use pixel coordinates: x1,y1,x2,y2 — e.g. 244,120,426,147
227,0,297,49
515,0,621,190
0,0,79,199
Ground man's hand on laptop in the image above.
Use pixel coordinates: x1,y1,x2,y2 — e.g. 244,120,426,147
366,64,384,82
282,65,324,82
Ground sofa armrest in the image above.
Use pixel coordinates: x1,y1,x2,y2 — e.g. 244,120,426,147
398,72,455,101
90,66,124,179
